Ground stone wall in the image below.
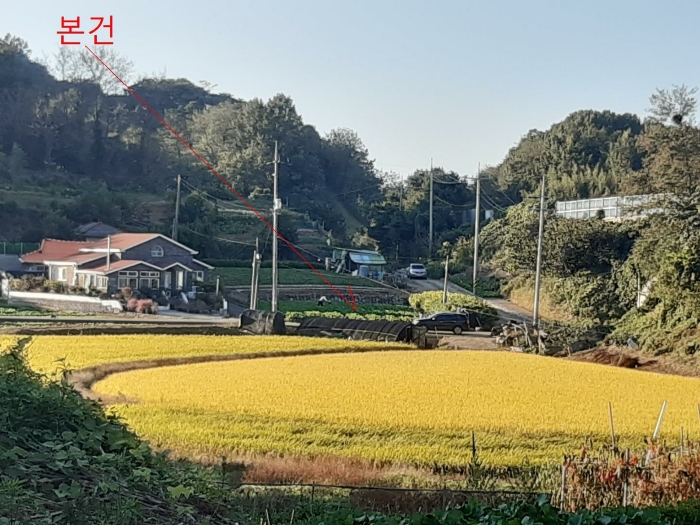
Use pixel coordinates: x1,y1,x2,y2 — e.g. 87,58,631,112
8,291,123,314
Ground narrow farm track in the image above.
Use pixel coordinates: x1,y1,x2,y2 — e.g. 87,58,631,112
66,345,424,403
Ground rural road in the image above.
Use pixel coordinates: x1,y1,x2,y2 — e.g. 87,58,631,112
405,278,531,323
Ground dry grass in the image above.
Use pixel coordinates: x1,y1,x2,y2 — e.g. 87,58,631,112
506,286,573,323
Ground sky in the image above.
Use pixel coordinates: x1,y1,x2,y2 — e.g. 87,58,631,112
5,0,700,178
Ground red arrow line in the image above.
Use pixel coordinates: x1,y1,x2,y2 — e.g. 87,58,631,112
85,46,358,311
348,286,357,310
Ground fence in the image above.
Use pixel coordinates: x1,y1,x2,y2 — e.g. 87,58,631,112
1,242,39,255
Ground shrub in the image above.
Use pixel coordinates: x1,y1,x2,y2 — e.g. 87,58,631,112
45,280,64,293
0,337,239,523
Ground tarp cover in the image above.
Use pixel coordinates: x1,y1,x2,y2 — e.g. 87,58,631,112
240,309,286,335
296,317,424,343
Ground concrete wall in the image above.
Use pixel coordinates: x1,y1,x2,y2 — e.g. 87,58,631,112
8,291,123,314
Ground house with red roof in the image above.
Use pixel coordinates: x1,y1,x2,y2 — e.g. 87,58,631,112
21,233,213,295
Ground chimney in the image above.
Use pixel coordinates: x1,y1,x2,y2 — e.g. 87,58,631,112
106,236,111,271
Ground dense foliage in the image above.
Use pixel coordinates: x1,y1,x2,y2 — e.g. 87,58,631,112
0,339,238,524
0,35,381,250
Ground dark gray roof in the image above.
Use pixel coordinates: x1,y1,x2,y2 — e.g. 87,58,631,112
75,222,122,237
0,255,43,276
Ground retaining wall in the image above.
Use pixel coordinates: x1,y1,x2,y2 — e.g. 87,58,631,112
8,291,123,314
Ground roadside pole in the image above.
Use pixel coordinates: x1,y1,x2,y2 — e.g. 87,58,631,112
251,238,261,309
472,164,481,296
533,172,546,332
442,252,450,304
271,143,280,313
428,158,434,257
172,174,181,241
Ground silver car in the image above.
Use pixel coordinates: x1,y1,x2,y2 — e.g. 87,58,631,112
408,263,427,279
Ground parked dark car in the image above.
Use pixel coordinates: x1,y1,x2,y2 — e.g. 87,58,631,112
411,311,478,335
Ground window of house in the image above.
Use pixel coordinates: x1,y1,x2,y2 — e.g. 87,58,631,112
150,245,164,258
117,271,138,289
30,265,45,272
97,276,108,290
56,267,68,282
139,271,160,289
194,271,204,282
176,270,185,290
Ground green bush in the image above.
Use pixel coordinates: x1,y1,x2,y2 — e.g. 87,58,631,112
260,300,415,322
321,496,679,525
0,339,240,524
408,291,498,328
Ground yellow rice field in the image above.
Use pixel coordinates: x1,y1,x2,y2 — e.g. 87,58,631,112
18,335,410,375
95,350,700,468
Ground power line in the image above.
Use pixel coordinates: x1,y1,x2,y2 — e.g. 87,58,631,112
181,227,257,246
432,177,466,185
331,183,382,196
433,194,472,208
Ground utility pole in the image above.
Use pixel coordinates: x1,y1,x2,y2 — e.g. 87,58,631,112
428,158,434,257
172,174,181,241
472,164,481,296
250,237,261,309
106,235,111,271
399,175,404,212
271,142,280,313
442,252,450,304
533,173,547,330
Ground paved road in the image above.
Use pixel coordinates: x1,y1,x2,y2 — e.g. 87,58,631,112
404,278,531,323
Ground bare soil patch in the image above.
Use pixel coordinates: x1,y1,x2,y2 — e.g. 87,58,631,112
567,346,700,378
438,332,499,350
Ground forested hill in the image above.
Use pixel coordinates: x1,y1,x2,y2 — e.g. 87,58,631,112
1,33,692,265
0,35,383,245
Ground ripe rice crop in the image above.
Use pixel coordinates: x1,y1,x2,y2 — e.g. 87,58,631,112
94,351,700,469
24,335,410,375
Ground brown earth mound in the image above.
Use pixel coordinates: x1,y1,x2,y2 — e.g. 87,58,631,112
568,346,700,378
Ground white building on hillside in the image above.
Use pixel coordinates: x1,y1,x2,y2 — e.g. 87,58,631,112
555,194,664,221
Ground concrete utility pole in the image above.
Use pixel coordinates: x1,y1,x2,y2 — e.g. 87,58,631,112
533,172,547,329
172,174,181,241
428,158,434,257
106,235,111,271
472,164,481,296
442,252,450,304
250,238,261,309
271,142,280,313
